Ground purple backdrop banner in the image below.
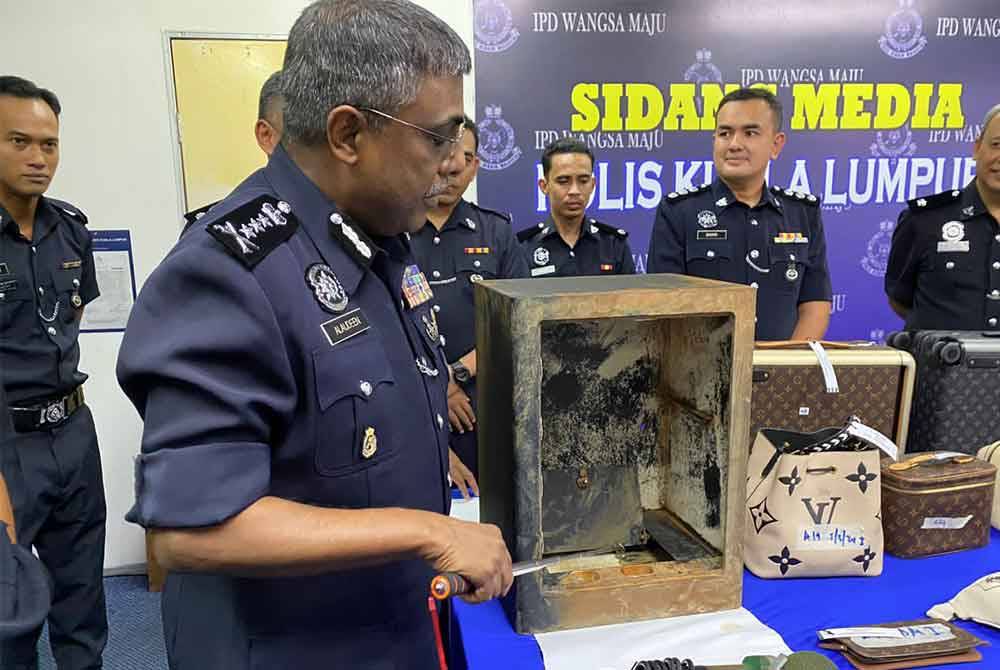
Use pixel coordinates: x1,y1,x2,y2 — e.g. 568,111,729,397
471,0,1000,340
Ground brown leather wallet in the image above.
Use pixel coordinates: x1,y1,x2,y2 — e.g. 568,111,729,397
818,619,985,668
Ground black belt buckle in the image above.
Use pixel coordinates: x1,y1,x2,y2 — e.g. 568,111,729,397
11,387,82,432
39,397,68,426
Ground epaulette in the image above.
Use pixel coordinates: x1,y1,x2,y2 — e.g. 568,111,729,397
468,201,512,224
662,184,711,203
516,222,546,243
907,189,962,212
205,195,299,269
771,185,820,206
47,198,88,225
589,219,628,238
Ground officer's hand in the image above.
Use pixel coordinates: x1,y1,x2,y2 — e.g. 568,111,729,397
426,516,512,604
447,381,476,433
448,449,479,500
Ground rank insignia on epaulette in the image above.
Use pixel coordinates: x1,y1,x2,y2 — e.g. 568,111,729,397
464,247,491,254
402,264,434,309
207,197,298,268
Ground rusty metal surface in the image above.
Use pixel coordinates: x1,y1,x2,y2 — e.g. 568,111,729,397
541,465,644,553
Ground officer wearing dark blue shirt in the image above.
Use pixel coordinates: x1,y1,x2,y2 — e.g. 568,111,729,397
116,2,511,668
518,138,635,277
647,87,832,341
410,116,528,485
885,104,1000,331
0,76,107,670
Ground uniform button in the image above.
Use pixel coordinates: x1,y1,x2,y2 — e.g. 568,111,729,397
946,261,955,270
47,326,57,336
789,254,796,261
749,249,760,260
993,290,1000,297
994,262,1000,270
31,247,37,254
359,381,373,397
73,278,80,287
0,292,4,300
750,219,759,227
433,304,441,313
473,260,481,268
569,251,575,258
38,286,45,295
432,270,441,279
750,282,759,289
437,414,444,430
433,236,440,245
996,235,1000,243
440,335,446,347
706,250,716,258
991,318,999,327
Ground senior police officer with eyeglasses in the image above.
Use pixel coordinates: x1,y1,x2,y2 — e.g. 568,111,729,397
116,2,512,668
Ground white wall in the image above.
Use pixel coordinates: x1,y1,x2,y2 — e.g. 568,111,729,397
2,0,475,570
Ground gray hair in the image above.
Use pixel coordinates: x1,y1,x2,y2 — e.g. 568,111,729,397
281,0,472,146
980,104,1000,140
258,70,283,122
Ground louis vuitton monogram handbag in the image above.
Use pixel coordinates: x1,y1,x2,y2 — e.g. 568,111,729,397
745,418,888,578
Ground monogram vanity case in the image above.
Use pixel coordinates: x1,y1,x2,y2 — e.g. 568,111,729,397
475,274,755,633
881,452,997,558
750,342,916,453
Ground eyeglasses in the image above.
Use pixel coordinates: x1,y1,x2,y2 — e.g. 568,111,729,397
359,107,465,156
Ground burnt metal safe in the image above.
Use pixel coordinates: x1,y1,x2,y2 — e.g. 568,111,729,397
475,274,755,633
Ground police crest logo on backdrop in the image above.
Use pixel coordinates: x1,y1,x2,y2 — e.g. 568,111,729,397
479,105,522,171
474,0,520,53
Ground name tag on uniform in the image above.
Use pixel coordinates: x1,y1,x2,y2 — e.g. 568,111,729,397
696,230,728,241
321,308,370,347
464,247,491,254
531,265,556,277
62,259,82,269
937,241,969,253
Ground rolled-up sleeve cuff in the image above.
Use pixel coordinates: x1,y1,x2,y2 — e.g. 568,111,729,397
126,442,270,528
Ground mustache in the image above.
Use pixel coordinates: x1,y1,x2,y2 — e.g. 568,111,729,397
424,180,452,199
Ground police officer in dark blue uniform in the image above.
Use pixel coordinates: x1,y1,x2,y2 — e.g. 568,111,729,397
647,87,832,341
115,2,512,668
0,76,107,670
410,116,528,485
885,104,1000,331
518,138,635,277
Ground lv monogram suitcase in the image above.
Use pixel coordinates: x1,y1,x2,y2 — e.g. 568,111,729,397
881,452,996,557
751,342,916,454
889,331,1000,454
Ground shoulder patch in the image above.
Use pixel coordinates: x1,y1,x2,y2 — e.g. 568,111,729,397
663,183,710,204
517,223,545,243
907,189,962,212
468,202,513,224
591,220,628,238
206,196,298,269
47,198,88,225
773,186,820,206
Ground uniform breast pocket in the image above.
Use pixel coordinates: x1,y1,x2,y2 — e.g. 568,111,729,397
685,243,732,279
931,254,980,290
764,244,810,295
53,269,82,322
458,255,498,287
312,336,398,477
0,282,32,329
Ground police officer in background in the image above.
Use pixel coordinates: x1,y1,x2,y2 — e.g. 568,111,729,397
518,138,635,277
116,1,511,668
647,87,832,341
182,70,285,232
410,116,528,487
885,103,1000,331
0,76,107,670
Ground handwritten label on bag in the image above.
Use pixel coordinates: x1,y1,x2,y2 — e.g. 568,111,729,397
796,525,868,550
846,419,898,460
921,515,973,530
817,627,906,641
851,623,955,649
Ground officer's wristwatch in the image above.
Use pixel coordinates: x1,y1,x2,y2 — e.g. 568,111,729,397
450,361,471,384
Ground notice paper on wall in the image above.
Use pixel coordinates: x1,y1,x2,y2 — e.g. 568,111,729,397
80,230,137,333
